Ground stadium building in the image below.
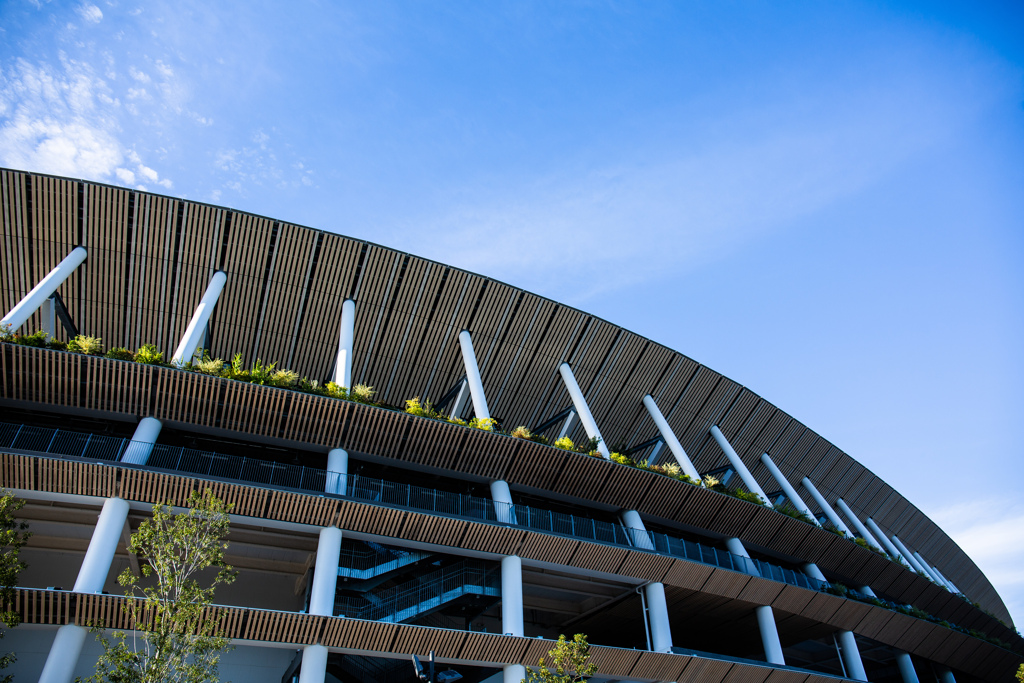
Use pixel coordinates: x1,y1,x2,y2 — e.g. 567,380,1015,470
0,168,1020,682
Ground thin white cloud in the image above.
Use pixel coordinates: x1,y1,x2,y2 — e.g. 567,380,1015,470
76,3,103,24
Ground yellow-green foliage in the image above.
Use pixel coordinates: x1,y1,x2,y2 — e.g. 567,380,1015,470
510,426,532,439
68,335,104,355
469,417,496,432
351,384,375,403
554,436,575,451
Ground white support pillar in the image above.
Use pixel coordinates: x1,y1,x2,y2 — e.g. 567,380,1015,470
890,535,926,573
331,299,356,389
298,644,328,683
1,246,87,332
171,270,227,365
40,296,57,337
326,448,348,495
621,509,654,551
459,330,490,420
449,379,470,420
121,417,162,466
38,623,88,683
74,497,130,593
503,664,527,683
761,454,818,525
501,555,524,637
835,498,882,548
556,410,576,441
490,479,517,525
644,581,674,652
309,527,343,617
802,562,827,583
931,566,960,594
895,651,919,683
801,478,853,536
836,630,867,681
937,667,957,683
864,517,908,564
710,426,771,506
725,537,760,577
642,395,702,483
858,584,878,598
912,552,944,584
755,605,785,665
558,363,609,458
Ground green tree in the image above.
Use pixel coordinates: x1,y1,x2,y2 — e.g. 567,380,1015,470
523,633,598,683
0,492,30,683
1016,663,1024,683
84,489,236,683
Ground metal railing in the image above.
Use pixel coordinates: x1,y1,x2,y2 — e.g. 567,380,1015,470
0,421,825,593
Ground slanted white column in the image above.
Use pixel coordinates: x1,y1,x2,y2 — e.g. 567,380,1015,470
937,667,957,683
38,623,88,683
1,246,87,332
858,584,878,598
836,630,867,681
503,664,527,683
74,497,130,592
558,363,609,458
449,379,470,420
864,517,908,564
725,537,760,576
761,454,818,525
931,566,960,594
802,562,827,583
801,478,853,536
710,426,770,506
309,527,343,617
459,330,490,420
490,479,517,525
331,299,356,389
556,410,576,441
501,555,524,637
896,651,919,683
755,605,785,665
835,498,882,548
121,417,162,466
326,448,348,495
621,509,654,551
912,554,943,583
298,644,328,683
171,270,227,365
642,395,701,483
890,535,925,573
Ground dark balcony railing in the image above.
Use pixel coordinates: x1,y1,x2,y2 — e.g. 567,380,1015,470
0,422,825,593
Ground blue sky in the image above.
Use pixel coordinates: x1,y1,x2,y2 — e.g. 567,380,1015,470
2,0,1022,625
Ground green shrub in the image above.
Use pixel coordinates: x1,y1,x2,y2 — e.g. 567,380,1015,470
324,382,348,399
350,384,375,404
249,359,277,385
270,369,298,388
105,347,134,361
528,433,549,445
46,338,67,351
193,356,226,375
610,452,634,466
68,335,104,355
554,436,575,451
446,416,467,426
406,396,444,419
135,344,165,365
469,416,496,432
16,330,49,348
510,426,532,440
733,490,768,506
775,504,816,525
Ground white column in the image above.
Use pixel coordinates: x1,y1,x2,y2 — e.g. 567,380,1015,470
801,478,853,536
331,299,356,388
459,330,490,420
642,395,702,483
309,527,343,617
121,417,162,466
895,651,919,683
931,566,960,594
74,497,130,593
38,623,88,683
558,363,609,458
1,246,87,332
298,644,328,683
41,296,56,337
755,605,785,665
890,535,925,573
326,448,348,495
710,426,770,506
864,517,908,564
725,537,759,577
761,454,818,525
171,270,228,365
937,667,957,683
490,479,517,525
858,584,878,598
621,509,654,550
912,552,944,584
836,630,867,681
644,581,674,652
556,410,576,441
449,379,470,420
835,498,882,548
802,562,827,583
501,555,524,637
503,664,527,683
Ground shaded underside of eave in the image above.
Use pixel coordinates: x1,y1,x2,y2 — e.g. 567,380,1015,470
0,167,1009,626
